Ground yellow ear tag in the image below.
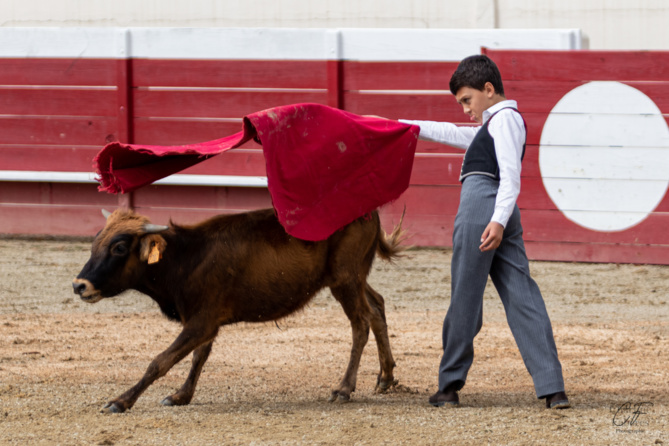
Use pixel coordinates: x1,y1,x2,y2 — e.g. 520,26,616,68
147,244,160,264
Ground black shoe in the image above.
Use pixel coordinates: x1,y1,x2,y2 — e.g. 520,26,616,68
428,388,460,407
545,391,570,409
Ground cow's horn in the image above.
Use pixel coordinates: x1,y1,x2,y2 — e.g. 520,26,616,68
102,209,112,219
143,223,169,233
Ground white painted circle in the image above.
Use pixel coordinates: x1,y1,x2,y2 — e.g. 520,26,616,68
539,81,669,232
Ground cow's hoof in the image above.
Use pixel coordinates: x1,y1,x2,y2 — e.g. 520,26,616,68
161,394,191,406
328,391,350,403
375,378,399,393
101,402,125,414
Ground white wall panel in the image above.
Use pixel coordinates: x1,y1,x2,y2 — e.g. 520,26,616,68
0,27,580,60
3,1,669,49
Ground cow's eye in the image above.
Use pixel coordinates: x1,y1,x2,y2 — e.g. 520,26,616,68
111,242,129,257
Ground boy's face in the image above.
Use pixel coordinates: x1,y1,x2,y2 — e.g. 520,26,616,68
454,82,499,124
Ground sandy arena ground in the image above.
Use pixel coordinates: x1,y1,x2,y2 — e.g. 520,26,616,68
0,237,667,445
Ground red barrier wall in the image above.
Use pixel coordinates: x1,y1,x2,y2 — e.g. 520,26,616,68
2,38,668,264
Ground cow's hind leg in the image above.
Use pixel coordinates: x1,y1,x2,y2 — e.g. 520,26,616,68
364,283,397,392
328,282,371,403
161,340,214,407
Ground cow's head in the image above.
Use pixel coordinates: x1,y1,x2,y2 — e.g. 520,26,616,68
72,209,169,303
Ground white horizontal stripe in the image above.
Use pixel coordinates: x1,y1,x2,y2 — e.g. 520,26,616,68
0,171,268,187
0,85,116,91
0,171,97,183
142,116,242,122
0,27,581,60
145,86,326,93
153,174,267,187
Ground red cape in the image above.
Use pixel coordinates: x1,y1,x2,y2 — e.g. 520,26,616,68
95,103,419,241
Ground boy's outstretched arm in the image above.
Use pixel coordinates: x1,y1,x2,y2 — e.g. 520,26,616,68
398,119,478,149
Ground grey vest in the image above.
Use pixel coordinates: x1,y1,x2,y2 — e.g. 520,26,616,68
459,108,526,182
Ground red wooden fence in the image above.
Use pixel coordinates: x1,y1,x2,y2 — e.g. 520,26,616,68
4,29,668,264
0,52,465,243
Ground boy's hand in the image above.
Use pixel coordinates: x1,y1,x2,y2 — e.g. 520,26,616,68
479,222,504,252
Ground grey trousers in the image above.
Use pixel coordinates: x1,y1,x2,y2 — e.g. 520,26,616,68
438,175,565,398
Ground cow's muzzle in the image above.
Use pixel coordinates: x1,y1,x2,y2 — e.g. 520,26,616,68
72,278,103,303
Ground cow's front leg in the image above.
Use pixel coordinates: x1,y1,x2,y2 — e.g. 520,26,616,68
161,340,214,407
102,325,218,414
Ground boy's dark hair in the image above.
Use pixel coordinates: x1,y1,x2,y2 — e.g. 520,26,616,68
449,55,505,97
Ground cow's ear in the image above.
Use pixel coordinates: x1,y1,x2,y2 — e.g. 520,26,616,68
139,234,167,264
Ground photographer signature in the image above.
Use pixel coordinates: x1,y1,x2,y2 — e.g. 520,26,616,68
612,401,654,427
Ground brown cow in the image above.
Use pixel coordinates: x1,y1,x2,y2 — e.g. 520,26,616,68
73,208,404,413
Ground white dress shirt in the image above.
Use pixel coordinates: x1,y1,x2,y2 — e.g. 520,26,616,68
400,100,526,228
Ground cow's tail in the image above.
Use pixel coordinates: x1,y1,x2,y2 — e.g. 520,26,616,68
376,208,408,261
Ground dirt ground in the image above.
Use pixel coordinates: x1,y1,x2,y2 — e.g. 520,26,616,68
0,237,667,445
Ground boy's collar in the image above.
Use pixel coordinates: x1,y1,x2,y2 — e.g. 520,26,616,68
482,99,518,124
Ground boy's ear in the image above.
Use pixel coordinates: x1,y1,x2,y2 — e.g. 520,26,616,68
484,81,496,97
139,234,167,264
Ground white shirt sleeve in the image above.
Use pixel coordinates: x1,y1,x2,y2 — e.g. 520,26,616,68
488,110,525,227
398,119,479,150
